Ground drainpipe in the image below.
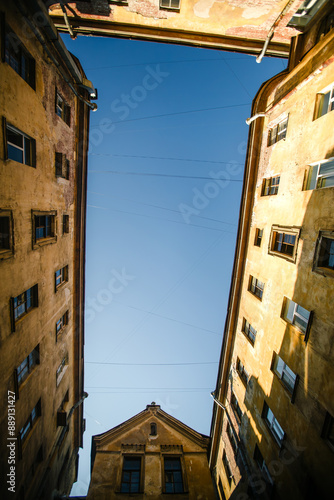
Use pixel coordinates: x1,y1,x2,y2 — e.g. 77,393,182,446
256,0,297,63
16,0,97,110
246,113,266,125
59,0,76,39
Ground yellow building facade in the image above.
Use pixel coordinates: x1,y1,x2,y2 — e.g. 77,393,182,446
0,1,95,498
210,2,334,499
48,0,304,58
86,403,216,499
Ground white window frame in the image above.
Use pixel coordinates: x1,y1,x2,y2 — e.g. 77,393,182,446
268,116,288,146
6,123,35,167
314,83,334,119
268,225,300,263
272,353,297,394
282,297,311,335
263,402,285,446
160,0,181,10
304,157,334,190
56,355,68,386
313,230,334,277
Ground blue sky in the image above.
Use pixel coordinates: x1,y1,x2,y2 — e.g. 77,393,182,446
61,34,286,496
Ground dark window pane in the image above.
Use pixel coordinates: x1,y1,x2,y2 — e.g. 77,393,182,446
0,217,10,249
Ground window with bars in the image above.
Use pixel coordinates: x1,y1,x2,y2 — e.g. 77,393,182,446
3,22,35,89
222,450,233,486
262,402,285,446
254,228,263,247
261,176,280,196
11,284,38,329
55,152,70,180
268,117,288,146
304,158,334,190
55,91,71,126
242,318,257,344
164,456,184,493
282,297,312,337
15,345,40,390
5,122,36,167
236,357,249,386
226,422,238,455
271,353,297,395
248,275,264,300
313,231,334,276
160,0,181,10
314,84,334,119
56,311,69,340
120,456,141,493
55,265,68,290
18,399,41,450
231,392,242,422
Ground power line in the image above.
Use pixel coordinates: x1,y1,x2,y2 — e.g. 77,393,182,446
85,361,218,366
88,152,245,166
90,102,250,129
88,170,243,182
86,386,212,390
87,204,237,234
113,301,222,336
88,191,237,227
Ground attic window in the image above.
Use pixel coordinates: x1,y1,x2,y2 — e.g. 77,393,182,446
150,423,157,436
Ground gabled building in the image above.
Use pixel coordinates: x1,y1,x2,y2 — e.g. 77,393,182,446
0,1,95,498
86,403,216,499
209,1,334,499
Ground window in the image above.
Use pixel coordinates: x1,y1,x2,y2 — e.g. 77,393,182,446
271,353,297,394
4,23,35,89
322,412,334,452
62,215,69,234
56,355,68,386
55,152,70,180
160,0,181,10
226,422,238,455
248,275,264,300
222,450,233,486
11,284,38,329
0,210,13,258
231,392,242,422
164,456,184,493
18,399,41,450
120,456,141,493
5,122,36,166
55,265,68,290
236,358,249,386
314,84,334,119
15,345,40,389
33,212,56,247
242,318,257,344
55,91,71,126
269,226,300,262
254,444,273,485
254,228,263,247
262,401,285,446
268,117,288,145
56,311,69,340
313,231,334,276
261,176,280,196
304,158,334,190
282,297,311,336
150,423,157,436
